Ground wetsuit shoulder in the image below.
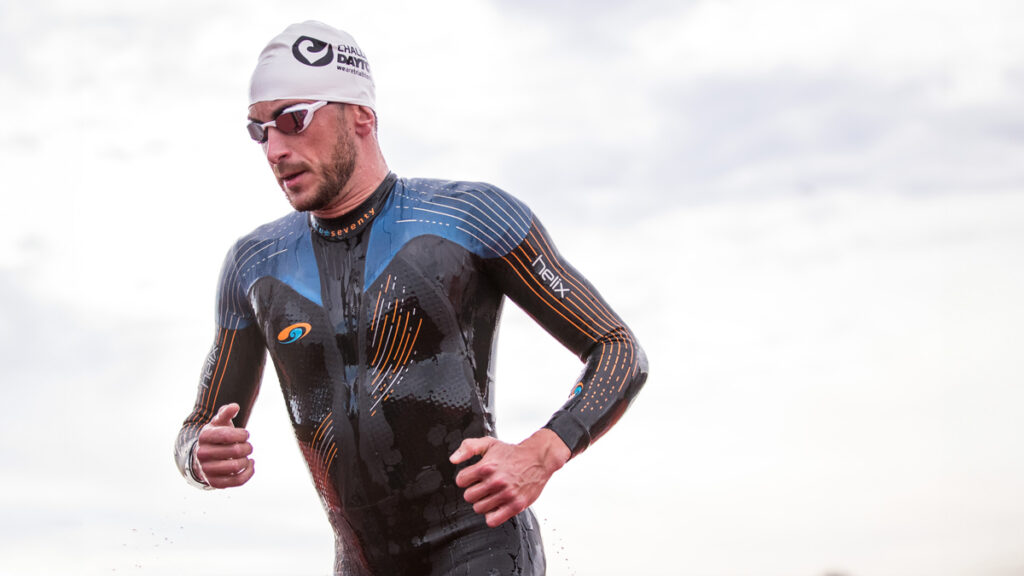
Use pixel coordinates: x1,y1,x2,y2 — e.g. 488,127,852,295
217,211,321,328
362,178,535,289
384,177,534,256
401,177,532,218
234,211,308,248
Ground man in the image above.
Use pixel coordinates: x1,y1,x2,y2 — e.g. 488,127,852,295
175,20,647,576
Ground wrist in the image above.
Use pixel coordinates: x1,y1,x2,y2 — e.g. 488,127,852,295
185,440,214,490
524,428,571,473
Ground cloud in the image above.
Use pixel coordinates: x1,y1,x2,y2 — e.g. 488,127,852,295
367,0,1024,227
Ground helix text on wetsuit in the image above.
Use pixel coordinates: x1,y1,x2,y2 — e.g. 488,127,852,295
532,254,570,298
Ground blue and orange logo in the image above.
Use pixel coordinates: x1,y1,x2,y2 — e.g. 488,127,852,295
278,322,312,344
569,383,583,398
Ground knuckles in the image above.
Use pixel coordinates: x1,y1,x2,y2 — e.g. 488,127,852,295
229,443,254,457
205,460,255,488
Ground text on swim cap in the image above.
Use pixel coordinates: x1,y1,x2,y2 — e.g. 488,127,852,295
292,36,371,78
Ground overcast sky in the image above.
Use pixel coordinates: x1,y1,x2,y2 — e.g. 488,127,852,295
2,1,1023,575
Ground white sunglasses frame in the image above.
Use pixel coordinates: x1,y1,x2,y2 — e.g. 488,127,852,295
247,100,330,143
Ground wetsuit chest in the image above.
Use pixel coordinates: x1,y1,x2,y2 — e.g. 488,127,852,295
312,233,369,398
245,179,506,510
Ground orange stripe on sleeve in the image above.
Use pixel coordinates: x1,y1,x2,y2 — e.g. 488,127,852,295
506,243,606,340
528,228,620,331
500,251,597,342
205,329,238,418
198,327,231,415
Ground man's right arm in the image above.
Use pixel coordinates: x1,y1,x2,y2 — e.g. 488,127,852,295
174,322,267,488
174,241,268,489
174,324,267,488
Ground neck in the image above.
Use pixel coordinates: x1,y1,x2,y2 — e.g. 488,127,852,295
312,152,389,219
309,172,396,240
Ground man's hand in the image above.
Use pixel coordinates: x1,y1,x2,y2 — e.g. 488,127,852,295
193,403,255,489
450,429,571,528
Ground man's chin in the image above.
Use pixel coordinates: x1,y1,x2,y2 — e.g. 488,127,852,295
283,185,332,213
283,188,316,212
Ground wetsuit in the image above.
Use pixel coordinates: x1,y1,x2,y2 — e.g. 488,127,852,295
175,174,648,575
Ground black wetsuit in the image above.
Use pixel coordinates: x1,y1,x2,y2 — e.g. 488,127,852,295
175,174,647,575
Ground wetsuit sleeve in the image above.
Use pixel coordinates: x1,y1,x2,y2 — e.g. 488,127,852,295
483,217,648,458
174,244,267,486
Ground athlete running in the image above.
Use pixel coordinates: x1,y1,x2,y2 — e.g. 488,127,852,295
174,21,647,576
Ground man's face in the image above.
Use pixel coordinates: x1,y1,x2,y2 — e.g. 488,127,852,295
247,99,357,213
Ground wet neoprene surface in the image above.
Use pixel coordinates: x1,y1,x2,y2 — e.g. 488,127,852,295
175,174,647,575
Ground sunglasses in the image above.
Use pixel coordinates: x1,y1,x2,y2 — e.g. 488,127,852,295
246,100,330,143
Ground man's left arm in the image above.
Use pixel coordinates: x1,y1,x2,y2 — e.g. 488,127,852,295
452,215,648,526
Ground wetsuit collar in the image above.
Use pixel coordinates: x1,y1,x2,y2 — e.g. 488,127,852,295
309,172,397,240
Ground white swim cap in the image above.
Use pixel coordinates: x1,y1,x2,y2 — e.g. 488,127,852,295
249,21,375,110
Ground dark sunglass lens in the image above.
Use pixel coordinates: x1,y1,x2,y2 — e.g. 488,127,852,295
276,110,307,134
247,122,267,143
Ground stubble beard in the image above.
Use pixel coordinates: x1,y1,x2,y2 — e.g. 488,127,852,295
285,129,357,213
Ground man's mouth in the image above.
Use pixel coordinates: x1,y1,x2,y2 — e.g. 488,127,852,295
279,170,306,188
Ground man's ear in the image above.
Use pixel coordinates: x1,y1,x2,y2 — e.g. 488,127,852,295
351,105,377,137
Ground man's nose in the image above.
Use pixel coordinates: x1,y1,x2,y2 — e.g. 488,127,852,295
264,128,291,164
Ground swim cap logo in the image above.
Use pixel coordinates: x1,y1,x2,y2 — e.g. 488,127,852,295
278,322,312,344
292,36,333,67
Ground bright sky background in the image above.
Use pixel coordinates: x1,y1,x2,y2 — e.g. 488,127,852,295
2,1,1024,575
